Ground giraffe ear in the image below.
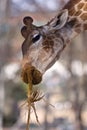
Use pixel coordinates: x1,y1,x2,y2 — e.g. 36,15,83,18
48,9,68,30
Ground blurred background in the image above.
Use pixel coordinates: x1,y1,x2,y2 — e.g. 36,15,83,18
0,0,87,130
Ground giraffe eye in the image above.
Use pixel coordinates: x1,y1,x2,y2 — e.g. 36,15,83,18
32,34,41,43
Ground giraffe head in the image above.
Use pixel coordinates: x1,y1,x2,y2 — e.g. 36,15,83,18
21,0,87,84
21,9,68,84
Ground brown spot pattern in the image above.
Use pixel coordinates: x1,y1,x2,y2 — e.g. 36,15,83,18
75,10,82,16
69,20,82,33
74,23,81,28
83,3,87,11
83,24,87,30
74,28,81,33
77,2,84,10
64,0,87,18
42,37,54,48
69,7,76,15
80,13,87,20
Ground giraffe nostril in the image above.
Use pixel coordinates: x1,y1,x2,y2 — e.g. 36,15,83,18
21,63,42,85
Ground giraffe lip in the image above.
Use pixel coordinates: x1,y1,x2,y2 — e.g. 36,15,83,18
21,63,42,85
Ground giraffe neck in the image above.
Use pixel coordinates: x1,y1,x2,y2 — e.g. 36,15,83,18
66,0,87,32
58,0,87,44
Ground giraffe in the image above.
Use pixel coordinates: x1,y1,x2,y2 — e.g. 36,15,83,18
21,0,87,84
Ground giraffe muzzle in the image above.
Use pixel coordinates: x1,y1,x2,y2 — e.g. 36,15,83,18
21,63,42,85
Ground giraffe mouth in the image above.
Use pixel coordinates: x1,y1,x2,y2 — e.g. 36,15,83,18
21,63,42,85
